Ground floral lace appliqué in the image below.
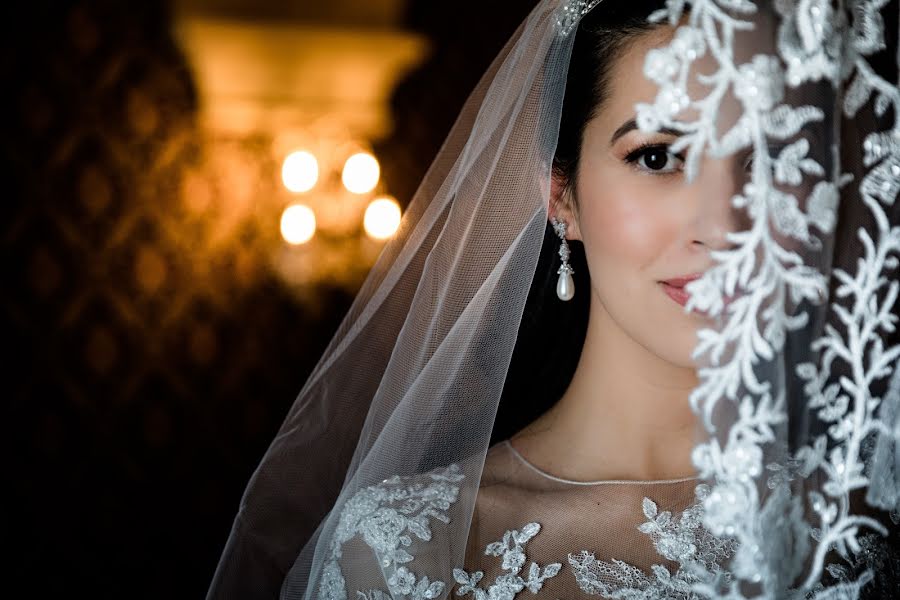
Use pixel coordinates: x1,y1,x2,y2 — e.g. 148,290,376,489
453,522,562,600
319,464,465,600
568,487,736,599
635,0,900,595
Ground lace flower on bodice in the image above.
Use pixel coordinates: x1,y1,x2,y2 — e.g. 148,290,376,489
454,522,562,600
319,464,465,600
321,455,741,600
568,487,736,599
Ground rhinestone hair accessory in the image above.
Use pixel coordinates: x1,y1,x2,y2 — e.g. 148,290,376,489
556,0,603,37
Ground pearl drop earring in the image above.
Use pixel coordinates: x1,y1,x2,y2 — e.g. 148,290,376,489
551,217,574,301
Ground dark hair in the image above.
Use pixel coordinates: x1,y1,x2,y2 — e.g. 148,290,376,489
491,1,665,445
553,1,665,210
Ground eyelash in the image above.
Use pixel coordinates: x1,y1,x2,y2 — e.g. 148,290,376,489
623,143,685,175
621,144,819,176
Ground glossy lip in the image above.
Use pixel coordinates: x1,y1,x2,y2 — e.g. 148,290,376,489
658,273,701,307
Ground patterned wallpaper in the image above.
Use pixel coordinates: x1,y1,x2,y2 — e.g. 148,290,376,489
5,0,534,597
5,1,354,595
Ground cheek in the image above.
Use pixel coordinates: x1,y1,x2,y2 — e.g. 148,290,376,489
578,177,681,276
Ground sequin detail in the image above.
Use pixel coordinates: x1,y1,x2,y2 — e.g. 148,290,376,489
555,0,602,37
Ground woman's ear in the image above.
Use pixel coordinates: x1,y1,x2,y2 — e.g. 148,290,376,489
548,172,582,241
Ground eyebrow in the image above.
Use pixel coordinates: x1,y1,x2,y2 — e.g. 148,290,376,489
610,118,683,145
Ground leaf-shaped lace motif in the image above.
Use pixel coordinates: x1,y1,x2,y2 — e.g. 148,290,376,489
568,488,736,599
453,522,562,600
640,0,900,595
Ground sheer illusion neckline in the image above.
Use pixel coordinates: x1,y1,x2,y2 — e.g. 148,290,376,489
502,440,701,486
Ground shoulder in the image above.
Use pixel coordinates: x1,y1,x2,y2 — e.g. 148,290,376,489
320,443,539,600
320,461,470,600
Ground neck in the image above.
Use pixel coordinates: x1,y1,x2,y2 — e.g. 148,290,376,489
514,289,699,481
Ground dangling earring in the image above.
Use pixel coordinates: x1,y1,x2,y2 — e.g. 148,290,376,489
551,217,574,301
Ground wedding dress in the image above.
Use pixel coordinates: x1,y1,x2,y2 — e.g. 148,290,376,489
312,436,897,600
324,439,708,600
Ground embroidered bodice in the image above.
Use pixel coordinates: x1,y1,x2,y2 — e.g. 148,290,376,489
318,440,735,599
318,439,900,599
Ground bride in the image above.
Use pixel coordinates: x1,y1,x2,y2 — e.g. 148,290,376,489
209,1,900,598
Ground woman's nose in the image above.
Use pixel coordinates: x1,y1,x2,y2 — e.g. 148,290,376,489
687,157,749,252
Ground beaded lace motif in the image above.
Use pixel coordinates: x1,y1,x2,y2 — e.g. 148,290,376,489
323,464,741,600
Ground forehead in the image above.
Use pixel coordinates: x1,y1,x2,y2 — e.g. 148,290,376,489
596,15,779,137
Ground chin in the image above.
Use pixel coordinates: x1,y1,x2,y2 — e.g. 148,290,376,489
665,349,700,370
652,324,703,370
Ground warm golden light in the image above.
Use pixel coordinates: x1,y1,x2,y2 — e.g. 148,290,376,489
364,196,401,240
282,151,319,193
342,152,380,194
281,204,316,244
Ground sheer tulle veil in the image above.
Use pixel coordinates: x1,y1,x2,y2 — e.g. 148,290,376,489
208,1,900,598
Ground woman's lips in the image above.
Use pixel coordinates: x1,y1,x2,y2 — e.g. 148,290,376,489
659,274,701,307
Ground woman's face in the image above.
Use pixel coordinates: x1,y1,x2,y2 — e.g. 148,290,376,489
556,28,748,369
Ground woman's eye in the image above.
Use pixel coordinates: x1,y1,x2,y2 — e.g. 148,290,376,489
626,145,684,174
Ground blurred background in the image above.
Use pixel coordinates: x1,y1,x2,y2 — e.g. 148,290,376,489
4,0,537,596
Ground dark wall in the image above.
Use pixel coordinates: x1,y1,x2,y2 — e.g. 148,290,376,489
4,1,351,596
4,0,534,597
376,2,538,204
